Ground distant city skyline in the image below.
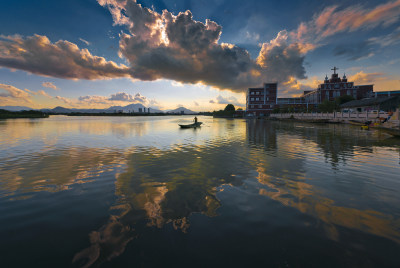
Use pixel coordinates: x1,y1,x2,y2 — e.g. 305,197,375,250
1,0,400,111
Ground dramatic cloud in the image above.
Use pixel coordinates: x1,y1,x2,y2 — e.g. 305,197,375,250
0,34,130,80
368,27,400,47
209,100,215,104
278,76,323,97
334,27,400,61
292,0,400,45
0,83,32,104
42,82,59,90
333,41,375,61
2,0,399,95
349,71,384,84
98,0,306,92
347,71,400,91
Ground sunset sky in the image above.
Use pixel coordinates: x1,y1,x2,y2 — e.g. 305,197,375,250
1,0,400,111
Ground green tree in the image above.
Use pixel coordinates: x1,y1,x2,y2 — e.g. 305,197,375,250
318,100,338,112
224,104,236,112
336,95,355,105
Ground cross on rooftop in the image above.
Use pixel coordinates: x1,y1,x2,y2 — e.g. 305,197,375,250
331,66,339,74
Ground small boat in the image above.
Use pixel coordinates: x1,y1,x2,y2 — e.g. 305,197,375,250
349,120,372,126
179,122,202,128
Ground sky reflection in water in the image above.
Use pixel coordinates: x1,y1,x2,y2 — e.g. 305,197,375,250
0,116,400,267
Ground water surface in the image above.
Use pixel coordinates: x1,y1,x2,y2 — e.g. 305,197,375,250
1,115,400,267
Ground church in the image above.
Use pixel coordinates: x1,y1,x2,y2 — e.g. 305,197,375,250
302,67,373,104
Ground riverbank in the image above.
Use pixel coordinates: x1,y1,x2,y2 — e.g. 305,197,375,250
269,109,400,137
0,109,49,119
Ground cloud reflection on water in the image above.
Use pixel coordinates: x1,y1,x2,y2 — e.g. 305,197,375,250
1,117,400,267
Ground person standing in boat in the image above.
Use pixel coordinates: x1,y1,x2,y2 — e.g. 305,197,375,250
194,116,198,123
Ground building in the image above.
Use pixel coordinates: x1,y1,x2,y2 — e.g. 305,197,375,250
245,67,400,115
373,91,400,98
246,83,277,116
340,96,400,112
276,97,309,112
303,67,373,104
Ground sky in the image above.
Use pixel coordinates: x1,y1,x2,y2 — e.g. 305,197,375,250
0,0,400,111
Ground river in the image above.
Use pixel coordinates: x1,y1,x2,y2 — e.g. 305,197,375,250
1,115,399,267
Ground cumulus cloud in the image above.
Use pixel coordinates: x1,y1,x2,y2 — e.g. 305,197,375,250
78,91,158,107
98,0,306,92
211,95,244,106
0,83,32,104
108,92,135,102
1,0,398,95
78,95,109,104
42,82,59,90
0,34,130,80
276,76,325,97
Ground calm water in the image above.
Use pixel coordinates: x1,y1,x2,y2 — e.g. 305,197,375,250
1,115,400,267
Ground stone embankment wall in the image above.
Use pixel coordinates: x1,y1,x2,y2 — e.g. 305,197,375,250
270,109,400,128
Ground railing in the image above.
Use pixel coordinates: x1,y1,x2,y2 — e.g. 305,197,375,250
270,111,389,120
268,110,400,128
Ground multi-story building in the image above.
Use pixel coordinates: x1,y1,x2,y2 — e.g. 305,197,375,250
303,67,373,104
246,83,277,116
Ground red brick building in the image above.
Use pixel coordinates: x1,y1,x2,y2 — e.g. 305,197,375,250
246,83,277,116
303,67,373,104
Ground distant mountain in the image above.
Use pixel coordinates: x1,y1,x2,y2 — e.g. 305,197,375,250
107,103,145,113
0,106,35,111
107,103,163,113
40,103,164,114
166,107,196,114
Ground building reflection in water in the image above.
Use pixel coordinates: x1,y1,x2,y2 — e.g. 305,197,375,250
1,117,400,267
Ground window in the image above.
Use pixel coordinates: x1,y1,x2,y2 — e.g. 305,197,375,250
251,98,254,101
259,105,262,108
256,98,259,101
266,91,269,95
251,92,255,95
251,105,254,108
256,91,259,95
267,97,269,101
347,90,350,95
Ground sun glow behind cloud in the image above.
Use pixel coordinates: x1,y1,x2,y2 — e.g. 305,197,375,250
0,0,399,108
